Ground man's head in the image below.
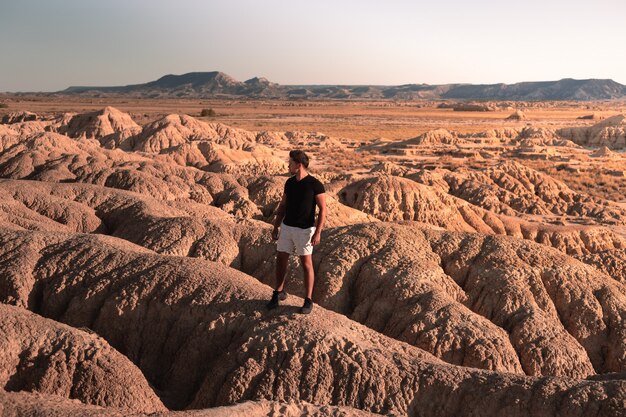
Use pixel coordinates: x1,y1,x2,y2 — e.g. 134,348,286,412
288,150,309,175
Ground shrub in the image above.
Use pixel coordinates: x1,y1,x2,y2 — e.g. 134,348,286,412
200,108,216,117
0,103,7,108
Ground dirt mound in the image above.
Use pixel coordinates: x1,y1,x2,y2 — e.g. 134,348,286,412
405,169,452,193
592,114,626,129
0,187,87,232
7,179,623,380
133,114,219,152
2,110,626,416
156,141,287,176
513,127,578,147
576,249,626,285
1,126,623,256
0,179,269,265
206,121,260,148
379,129,462,155
251,222,626,378
507,110,526,120
473,127,520,141
1,111,38,124
371,161,414,176
323,195,380,227
338,174,486,231
95,115,289,177
558,114,626,149
0,304,165,413
591,146,620,159
0,124,18,137
0,133,268,216
0,125,19,153
253,130,292,149
338,174,626,256
0,131,143,182
0,178,373,272
131,116,265,154
1,228,624,416
57,107,142,144
408,128,461,145
438,161,626,224
11,120,52,137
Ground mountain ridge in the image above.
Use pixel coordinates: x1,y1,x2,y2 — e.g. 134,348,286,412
61,72,626,101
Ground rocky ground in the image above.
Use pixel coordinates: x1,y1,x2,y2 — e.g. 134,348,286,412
0,104,625,416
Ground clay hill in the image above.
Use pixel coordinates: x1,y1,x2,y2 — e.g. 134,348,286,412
559,114,626,149
0,107,625,416
59,72,626,100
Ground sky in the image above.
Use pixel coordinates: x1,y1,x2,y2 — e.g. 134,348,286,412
1,0,626,92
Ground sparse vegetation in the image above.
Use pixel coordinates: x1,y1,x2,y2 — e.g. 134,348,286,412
0,103,8,108
531,160,626,202
200,108,216,117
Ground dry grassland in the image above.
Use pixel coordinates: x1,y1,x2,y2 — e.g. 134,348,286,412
2,95,625,140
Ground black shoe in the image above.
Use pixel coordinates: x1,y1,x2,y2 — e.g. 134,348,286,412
299,297,313,314
266,290,287,310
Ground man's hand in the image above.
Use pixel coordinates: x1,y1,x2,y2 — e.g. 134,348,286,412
272,226,280,241
311,231,321,246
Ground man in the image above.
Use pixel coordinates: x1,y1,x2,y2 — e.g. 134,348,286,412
267,150,326,314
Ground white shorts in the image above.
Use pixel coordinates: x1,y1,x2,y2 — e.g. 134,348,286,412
277,222,316,256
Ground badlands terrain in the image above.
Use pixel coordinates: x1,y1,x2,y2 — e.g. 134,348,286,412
0,97,625,416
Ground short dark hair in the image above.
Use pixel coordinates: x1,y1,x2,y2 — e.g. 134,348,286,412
289,150,309,168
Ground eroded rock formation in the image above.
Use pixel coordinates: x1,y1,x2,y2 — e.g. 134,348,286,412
0,304,165,413
0,228,625,416
1,107,625,416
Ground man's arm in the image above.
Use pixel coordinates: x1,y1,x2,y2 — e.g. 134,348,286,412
311,193,326,246
272,193,287,240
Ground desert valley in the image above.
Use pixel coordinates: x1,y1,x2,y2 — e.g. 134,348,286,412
0,89,625,416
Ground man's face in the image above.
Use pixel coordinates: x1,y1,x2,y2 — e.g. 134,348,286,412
288,158,299,174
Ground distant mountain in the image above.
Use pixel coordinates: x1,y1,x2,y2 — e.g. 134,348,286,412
63,71,280,97
61,72,626,101
442,78,626,100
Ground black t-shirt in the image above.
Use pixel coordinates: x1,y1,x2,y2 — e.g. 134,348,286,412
283,175,325,228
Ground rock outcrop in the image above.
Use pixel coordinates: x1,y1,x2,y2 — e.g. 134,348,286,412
1,109,626,416
57,106,142,145
507,110,527,120
3,179,623,381
250,222,626,378
559,114,626,149
591,146,621,159
1,111,38,124
437,161,626,224
512,127,578,147
0,228,624,416
0,304,165,413
155,140,287,176
337,174,626,256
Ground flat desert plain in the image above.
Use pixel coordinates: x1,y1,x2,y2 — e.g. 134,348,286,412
0,95,625,416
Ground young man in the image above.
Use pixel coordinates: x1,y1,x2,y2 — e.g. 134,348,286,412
267,150,326,314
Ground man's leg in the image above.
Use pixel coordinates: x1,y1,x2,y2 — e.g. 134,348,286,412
267,250,290,309
275,251,290,292
299,254,314,299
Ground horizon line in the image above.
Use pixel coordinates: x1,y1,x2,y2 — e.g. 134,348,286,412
2,73,625,94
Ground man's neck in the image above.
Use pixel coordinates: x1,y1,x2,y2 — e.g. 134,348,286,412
295,169,308,181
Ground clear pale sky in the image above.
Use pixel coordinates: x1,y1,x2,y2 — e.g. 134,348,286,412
1,0,625,92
